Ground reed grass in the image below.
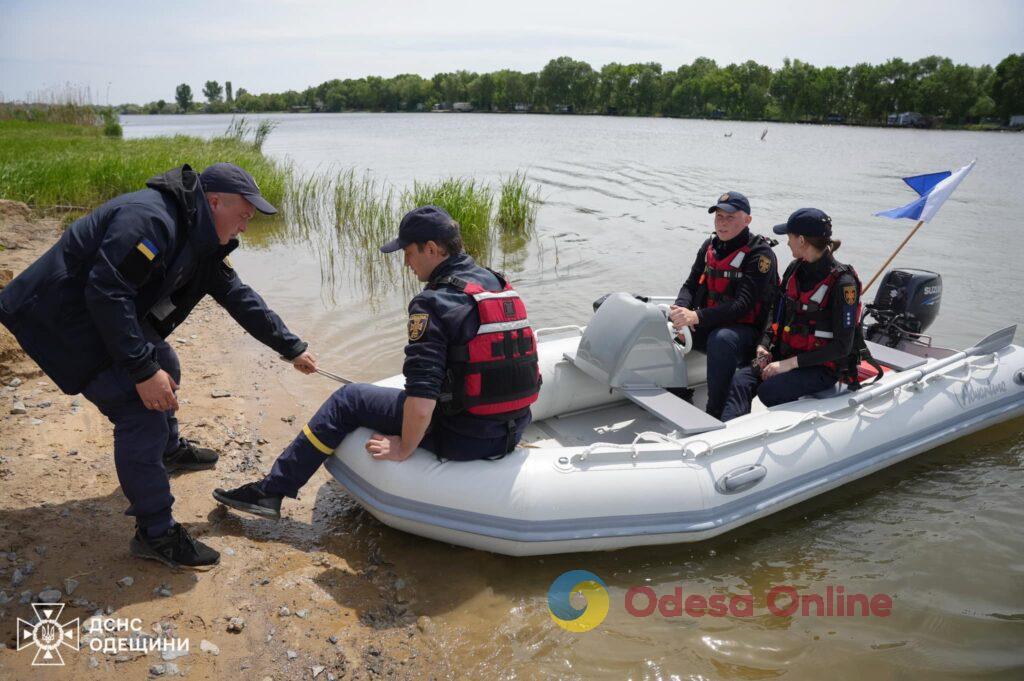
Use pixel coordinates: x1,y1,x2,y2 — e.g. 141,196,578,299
0,106,541,301
0,84,101,127
403,178,494,257
224,116,278,152
497,171,540,234
283,168,541,280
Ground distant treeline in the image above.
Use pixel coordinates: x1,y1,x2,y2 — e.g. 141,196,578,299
130,53,1024,126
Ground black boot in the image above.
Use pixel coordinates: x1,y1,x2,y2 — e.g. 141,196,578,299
164,439,219,473
213,482,282,520
130,523,220,568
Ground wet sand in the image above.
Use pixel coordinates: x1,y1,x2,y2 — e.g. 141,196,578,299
0,201,447,679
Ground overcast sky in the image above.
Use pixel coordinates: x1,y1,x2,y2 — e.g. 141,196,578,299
2,0,1021,104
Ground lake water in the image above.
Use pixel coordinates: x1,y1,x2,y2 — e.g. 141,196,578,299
124,113,1024,679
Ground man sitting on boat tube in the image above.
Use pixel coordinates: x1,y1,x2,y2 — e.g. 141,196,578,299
669,191,779,419
719,208,872,420
213,205,541,520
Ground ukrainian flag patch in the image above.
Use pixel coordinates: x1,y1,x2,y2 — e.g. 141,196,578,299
136,238,158,261
118,237,160,286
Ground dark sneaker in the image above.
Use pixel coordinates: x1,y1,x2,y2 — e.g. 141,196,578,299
164,439,219,473
129,523,220,569
213,482,282,520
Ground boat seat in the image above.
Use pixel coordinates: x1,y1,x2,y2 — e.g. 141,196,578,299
619,382,726,435
865,341,928,371
802,344,925,401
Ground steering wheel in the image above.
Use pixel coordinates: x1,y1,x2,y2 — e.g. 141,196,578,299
656,304,693,355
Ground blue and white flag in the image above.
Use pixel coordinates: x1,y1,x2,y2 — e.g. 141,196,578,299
874,160,975,223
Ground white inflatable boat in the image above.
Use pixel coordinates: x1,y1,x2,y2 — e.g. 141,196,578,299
324,273,1024,556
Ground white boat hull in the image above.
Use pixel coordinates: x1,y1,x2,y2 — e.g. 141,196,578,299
324,332,1024,555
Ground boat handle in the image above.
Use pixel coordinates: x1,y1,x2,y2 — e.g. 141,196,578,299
535,325,585,337
716,464,767,494
656,304,692,354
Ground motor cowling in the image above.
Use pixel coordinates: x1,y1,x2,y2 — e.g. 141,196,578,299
864,268,942,345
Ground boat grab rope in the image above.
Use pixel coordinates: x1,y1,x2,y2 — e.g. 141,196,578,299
577,430,687,460
855,389,901,416
569,350,1005,465
919,353,999,385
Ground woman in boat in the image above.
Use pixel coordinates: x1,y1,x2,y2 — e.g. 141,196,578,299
720,208,865,420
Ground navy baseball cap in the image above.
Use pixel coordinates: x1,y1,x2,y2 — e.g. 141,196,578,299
708,191,751,214
773,207,833,237
380,205,459,253
199,162,277,215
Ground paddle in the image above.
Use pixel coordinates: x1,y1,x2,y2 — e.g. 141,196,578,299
847,325,1017,407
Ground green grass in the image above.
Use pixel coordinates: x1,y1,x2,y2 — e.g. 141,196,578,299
224,116,278,152
284,167,541,274
0,114,542,301
404,177,494,256
497,171,540,234
0,118,287,212
0,99,100,127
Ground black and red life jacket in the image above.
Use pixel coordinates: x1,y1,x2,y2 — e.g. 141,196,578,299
772,261,882,388
698,234,777,326
434,271,541,417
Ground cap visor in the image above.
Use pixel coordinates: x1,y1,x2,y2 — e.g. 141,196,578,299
772,223,789,235
709,203,739,214
245,193,278,215
379,238,404,254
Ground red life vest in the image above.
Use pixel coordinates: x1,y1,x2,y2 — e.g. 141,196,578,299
774,262,862,374
699,234,776,326
435,272,541,417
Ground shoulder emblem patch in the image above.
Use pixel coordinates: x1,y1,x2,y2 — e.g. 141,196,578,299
222,256,233,269
757,255,772,274
408,313,429,341
843,285,857,305
117,238,160,286
136,238,158,261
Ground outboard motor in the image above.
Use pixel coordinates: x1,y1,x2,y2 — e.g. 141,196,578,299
863,268,942,347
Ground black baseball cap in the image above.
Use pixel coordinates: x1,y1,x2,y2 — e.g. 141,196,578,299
708,191,751,215
199,162,277,215
773,207,833,237
380,205,459,253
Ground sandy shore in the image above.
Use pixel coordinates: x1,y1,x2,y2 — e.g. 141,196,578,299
0,202,447,679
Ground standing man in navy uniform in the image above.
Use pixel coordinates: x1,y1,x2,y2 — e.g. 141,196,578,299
213,205,540,521
669,191,778,419
0,163,317,568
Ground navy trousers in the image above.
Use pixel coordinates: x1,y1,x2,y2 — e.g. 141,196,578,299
81,340,183,534
260,383,527,499
691,324,758,419
721,364,838,421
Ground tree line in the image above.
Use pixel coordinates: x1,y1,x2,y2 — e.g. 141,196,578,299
134,54,1024,126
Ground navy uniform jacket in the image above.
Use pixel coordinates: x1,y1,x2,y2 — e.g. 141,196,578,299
0,165,306,394
674,228,777,330
403,253,531,439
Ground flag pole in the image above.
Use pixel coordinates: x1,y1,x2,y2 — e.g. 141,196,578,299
862,219,925,294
